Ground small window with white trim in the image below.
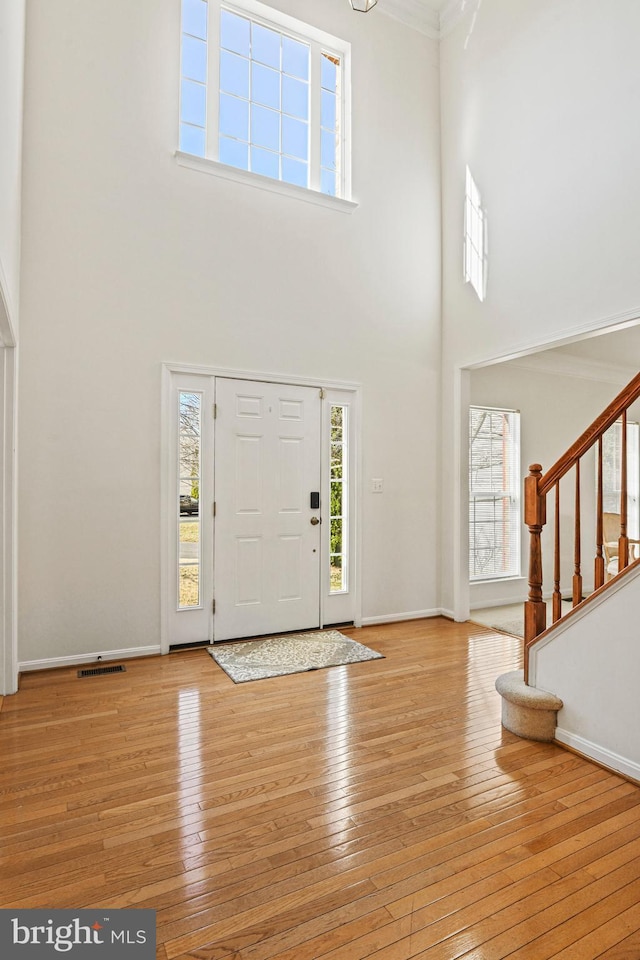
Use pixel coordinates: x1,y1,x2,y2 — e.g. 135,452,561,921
469,406,520,580
179,0,351,199
464,166,487,301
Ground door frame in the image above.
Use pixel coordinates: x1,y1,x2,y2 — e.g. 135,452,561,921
448,313,640,626
161,363,362,654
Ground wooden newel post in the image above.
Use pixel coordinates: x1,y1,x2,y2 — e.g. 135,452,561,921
524,464,546,683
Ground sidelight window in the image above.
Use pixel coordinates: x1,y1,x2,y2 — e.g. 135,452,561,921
330,404,348,592
178,391,202,608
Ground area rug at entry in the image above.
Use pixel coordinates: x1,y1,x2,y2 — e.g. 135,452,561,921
207,629,384,683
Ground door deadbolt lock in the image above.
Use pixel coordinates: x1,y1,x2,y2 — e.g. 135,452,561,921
310,516,321,526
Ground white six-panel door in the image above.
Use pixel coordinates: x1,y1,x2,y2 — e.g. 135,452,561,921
213,378,322,642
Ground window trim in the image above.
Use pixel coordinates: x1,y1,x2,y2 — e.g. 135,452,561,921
175,149,358,212
178,0,355,208
329,403,349,595
321,387,359,625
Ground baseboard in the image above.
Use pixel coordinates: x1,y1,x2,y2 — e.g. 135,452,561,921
19,646,162,673
470,596,524,611
361,608,443,626
555,727,640,784
470,593,568,612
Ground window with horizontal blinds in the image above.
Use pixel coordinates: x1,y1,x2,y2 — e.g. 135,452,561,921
601,419,640,538
469,406,521,580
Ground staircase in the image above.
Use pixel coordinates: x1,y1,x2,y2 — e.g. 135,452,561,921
496,371,640,781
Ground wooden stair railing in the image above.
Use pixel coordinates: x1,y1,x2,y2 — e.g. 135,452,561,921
524,371,640,683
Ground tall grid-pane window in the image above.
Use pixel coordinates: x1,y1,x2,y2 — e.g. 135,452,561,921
320,54,340,196
180,0,209,157
464,166,486,301
178,392,202,608
219,10,311,187
179,0,350,199
330,405,348,592
469,406,520,580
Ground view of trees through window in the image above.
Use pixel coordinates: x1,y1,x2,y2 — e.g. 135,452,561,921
469,407,520,580
330,404,347,592
178,392,202,608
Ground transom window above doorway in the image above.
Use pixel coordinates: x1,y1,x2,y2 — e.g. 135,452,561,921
179,0,352,201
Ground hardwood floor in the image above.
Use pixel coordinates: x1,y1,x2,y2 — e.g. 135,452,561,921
1,618,639,959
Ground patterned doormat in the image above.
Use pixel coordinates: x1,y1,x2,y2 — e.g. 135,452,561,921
207,629,384,683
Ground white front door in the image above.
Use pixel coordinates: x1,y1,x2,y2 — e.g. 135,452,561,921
213,378,322,642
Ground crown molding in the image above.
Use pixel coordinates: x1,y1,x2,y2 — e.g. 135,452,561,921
0,257,17,348
438,0,468,37
507,351,637,387
379,0,440,39
379,0,466,40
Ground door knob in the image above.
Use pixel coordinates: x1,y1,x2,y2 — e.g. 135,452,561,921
310,516,321,526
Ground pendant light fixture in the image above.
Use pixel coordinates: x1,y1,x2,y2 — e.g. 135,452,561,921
350,0,377,11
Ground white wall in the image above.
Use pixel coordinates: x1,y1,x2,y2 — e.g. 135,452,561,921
440,0,640,614
0,0,24,692
17,0,441,663
0,347,18,694
0,0,25,341
470,361,627,608
531,565,640,781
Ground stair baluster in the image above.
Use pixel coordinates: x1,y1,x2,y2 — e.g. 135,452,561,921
573,461,582,605
595,436,605,590
552,482,562,622
619,410,629,571
524,464,546,682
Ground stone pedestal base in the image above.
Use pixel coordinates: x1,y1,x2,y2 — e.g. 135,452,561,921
495,669,563,742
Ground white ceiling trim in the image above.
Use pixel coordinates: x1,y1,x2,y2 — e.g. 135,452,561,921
438,0,469,37
380,0,439,39
507,351,637,388
379,0,466,40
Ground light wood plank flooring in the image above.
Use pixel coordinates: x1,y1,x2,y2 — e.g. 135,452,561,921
1,618,639,959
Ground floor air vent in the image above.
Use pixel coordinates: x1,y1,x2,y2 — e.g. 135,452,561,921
77,664,126,678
